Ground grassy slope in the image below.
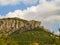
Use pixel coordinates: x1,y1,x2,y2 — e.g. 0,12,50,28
10,28,60,45
0,18,60,45
0,25,59,45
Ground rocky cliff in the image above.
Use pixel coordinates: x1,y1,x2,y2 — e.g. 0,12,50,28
0,18,42,35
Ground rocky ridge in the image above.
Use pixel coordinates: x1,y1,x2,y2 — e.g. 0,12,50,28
0,18,42,35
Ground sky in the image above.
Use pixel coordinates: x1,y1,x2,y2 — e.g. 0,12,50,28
0,0,60,35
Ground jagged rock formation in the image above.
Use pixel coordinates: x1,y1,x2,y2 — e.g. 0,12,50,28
0,18,42,35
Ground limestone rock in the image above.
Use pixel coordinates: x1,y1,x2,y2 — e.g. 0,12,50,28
0,18,42,35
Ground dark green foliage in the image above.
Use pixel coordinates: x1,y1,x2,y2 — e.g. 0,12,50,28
0,17,28,22
10,28,60,45
0,28,60,45
0,34,18,45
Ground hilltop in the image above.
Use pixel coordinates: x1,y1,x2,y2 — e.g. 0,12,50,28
0,17,60,45
0,17,42,35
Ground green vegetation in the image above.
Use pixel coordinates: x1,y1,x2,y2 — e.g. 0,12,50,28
0,28,60,45
0,18,60,45
0,17,28,22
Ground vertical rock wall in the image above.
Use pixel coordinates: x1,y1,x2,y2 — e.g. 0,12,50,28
0,19,41,35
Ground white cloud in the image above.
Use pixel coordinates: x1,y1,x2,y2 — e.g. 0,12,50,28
0,0,38,5
0,0,19,5
1,10,24,19
0,0,60,21
55,31,60,35
43,15,60,22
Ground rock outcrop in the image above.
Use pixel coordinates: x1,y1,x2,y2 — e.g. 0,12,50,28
0,18,42,35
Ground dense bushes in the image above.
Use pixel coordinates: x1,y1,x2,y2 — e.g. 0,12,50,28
0,34,18,45
0,28,60,45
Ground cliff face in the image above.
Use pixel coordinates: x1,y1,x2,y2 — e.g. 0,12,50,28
0,18,42,35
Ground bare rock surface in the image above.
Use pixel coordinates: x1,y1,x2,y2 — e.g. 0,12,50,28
0,18,42,35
